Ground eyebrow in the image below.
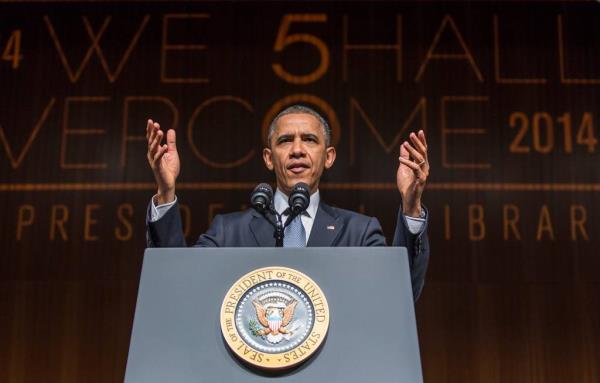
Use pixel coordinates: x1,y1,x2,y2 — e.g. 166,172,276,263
276,132,319,142
301,133,319,142
276,134,294,144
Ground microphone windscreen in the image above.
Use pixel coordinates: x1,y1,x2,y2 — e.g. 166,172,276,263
250,183,273,212
289,182,310,214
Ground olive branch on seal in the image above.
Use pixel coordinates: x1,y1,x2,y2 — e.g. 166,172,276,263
248,320,262,336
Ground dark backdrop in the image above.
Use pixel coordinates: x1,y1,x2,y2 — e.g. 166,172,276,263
1,1,599,382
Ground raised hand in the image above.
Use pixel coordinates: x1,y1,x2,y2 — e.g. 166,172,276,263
146,119,180,204
397,130,429,217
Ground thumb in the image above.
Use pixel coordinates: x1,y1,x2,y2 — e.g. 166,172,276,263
166,129,177,151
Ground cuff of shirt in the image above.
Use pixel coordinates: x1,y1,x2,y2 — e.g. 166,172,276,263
150,194,178,222
404,209,426,235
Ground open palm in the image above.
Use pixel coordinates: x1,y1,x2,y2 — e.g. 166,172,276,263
146,119,180,203
396,130,429,217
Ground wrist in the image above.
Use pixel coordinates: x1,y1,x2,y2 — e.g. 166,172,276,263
155,188,175,205
403,204,422,218
401,192,422,217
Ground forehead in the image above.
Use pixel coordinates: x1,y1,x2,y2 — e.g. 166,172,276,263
273,113,323,136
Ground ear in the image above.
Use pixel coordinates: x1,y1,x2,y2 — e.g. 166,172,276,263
262,147,274,171
324,146,336,169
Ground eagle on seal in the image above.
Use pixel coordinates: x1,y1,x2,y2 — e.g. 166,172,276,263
252,299,298,336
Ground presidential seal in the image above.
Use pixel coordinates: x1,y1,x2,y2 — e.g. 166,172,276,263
220,266,329,370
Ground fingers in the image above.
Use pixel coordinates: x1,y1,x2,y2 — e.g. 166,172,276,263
399,141,410,159
399,157,423,175
398,157,428,183
147,120,159,150
153,144,168,164
149,129,163,156
402,141,425,164
147,119,165,168
146,119,154,140
410,130,428,159
418,129,428,149
401,130,428,169
399,130,430,181
146,119,162,144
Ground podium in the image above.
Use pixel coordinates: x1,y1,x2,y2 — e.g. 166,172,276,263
125,247,423,382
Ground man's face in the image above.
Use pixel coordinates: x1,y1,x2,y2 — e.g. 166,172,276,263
263,113,336,195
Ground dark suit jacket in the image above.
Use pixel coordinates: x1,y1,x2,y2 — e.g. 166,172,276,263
147,201,429,300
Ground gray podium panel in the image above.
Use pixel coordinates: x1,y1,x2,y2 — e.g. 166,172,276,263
125,248,423,382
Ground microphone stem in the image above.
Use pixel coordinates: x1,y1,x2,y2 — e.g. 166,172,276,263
257,207,301,247
273,210,284,247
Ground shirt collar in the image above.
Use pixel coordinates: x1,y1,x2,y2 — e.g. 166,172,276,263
274,188,320,218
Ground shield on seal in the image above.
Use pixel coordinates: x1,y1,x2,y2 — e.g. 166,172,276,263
268,313,282,332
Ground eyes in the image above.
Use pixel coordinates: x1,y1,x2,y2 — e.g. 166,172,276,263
276,134,319,145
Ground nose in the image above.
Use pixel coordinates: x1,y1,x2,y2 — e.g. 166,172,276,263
289,137,306,158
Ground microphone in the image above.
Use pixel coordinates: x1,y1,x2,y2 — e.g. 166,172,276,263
250,183,273,213
288,182,310,215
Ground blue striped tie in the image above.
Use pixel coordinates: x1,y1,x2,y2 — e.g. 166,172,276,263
283,215,306,247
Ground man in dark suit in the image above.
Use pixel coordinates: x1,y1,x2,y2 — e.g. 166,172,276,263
145,105,430,300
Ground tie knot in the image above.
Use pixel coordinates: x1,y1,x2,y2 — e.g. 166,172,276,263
282,207,309,219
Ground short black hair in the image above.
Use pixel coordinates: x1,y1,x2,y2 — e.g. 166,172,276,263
268,105,331,147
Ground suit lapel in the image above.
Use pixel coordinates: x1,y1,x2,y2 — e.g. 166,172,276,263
249,210,276,246
307,202,343,247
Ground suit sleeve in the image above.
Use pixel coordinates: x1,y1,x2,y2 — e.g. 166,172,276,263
146,200,227,247
392,205,430,302
146,200,187,247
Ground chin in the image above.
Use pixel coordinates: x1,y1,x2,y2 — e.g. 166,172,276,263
293,177,311,186
283,178,310,190
283,172,306,182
